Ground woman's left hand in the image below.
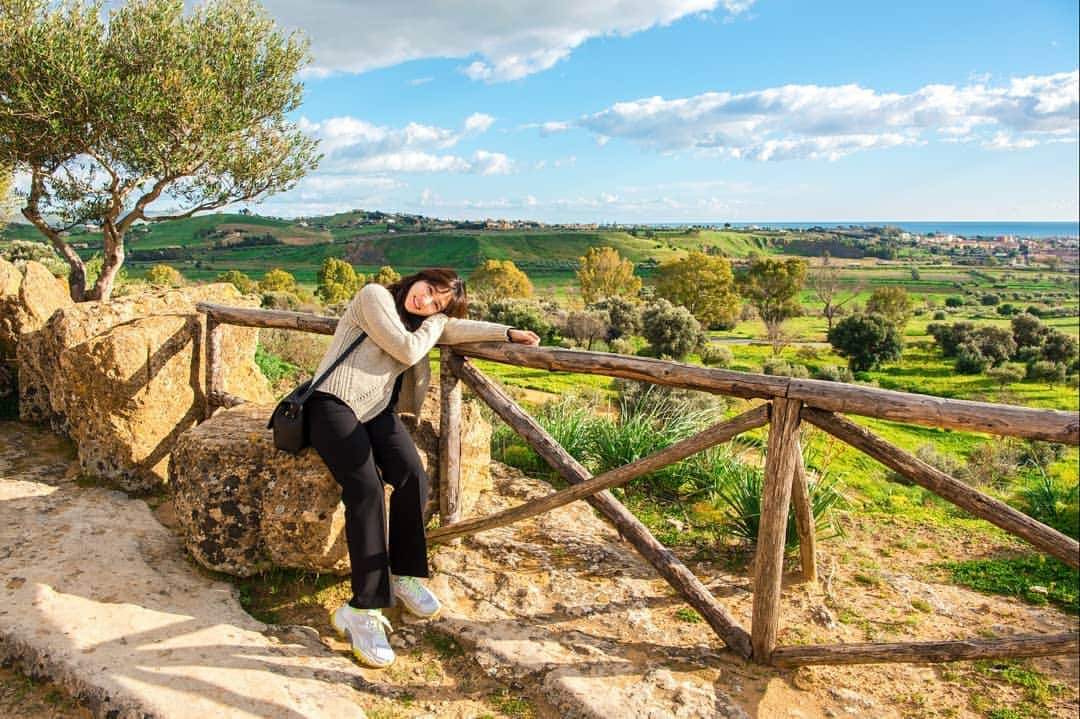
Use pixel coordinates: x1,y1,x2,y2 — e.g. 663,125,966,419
508,329,541,346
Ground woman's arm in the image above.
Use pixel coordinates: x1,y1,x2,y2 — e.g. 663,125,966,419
439,316,514,345
352,284,448,365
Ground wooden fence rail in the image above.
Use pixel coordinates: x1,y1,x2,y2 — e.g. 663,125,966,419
196,302,1080,668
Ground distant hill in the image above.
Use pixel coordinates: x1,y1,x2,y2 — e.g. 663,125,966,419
2,210,778,285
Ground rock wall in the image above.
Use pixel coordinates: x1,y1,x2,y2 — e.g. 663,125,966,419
170,391,492,577
1,259,72,402
15,282,271,491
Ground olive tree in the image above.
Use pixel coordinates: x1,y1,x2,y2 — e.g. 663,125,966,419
736,257,806,355
0,0,320,301
576,246,641,304
654,251,739,329
827,312,904,372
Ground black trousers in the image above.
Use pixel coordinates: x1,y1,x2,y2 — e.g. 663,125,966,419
306,391,430,609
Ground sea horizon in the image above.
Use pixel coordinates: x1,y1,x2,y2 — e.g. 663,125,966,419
653,221,1080,239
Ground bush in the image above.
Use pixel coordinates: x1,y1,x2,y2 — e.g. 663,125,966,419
960,438,1020,489
986,363,1026,389
486,299,556,343
217,269,257,294
890,444,963,484
710,467,846,551
762,358,809,378
1027,360,1066,388
1011,312,1046,350
699,342,733,367
954,342,990,374
927,321,975,357
608,337,635,356
587,296,643,340
1041,330,1078,365
143,263,184,287
641,299,703,360
1,239,69,276
261,290,300,311
980,293,1000,306
932,310,947,320
945,296,964,308
812,364,853,383
828,312,905,371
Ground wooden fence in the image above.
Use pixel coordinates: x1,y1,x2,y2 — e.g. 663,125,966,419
197,302,1080,667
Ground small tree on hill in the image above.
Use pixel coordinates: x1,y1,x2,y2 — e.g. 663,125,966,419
563,309,610,350
655,251,739,329
217,269,257,295
641,299,703,360
469,259,532,303
866,286,915,330
828,313,904,372
588,296,643,340
987,363,1026,389
0,0,320,301
1041,330,1079,366
577,247,641,304
1011,312,1047,351
737,257,806,355
143,264,184,288
369,265,401,286
810,251,860,332
260,268,297,293
316,257,360,305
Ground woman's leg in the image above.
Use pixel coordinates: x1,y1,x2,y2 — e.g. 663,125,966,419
363,409,431,579
307,393,393,608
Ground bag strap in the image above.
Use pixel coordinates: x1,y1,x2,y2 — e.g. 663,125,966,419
298,331,367,403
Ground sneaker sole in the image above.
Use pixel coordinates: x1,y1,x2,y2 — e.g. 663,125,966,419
397,600,441,620
331,614,395,668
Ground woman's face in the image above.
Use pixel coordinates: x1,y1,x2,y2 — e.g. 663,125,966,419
404,279,453,317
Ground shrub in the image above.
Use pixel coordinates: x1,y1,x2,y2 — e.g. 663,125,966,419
588,296,643,340
710,467,846,551
143,263,184,287
1027,360,1066,388
641,299,703,360
954,342,990,374
217,269,257,294
960,438,1021,489
1019,471,1079,539
1041,330,1078,365
986,363,1026,389
1011,313,1046,350
813,364,853,383
866,286,914,328
608,337,635,355
980,293,1000,306
762,358,809,378
969,326,1016,367
890,444,963,484
486,299,556,343
945,296,964,308
828,313,905,371
699,342,733,367
932,310,948,320
261,290,300,311
1,239,69,276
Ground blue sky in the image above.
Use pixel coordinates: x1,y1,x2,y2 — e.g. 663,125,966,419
246,0,1079,223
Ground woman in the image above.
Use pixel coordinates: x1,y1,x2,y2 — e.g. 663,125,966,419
306,268,539,668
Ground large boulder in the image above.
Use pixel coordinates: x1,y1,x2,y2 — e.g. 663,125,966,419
1,258,71,362
19,283,271,491
19,283,268,429
170,388,492,576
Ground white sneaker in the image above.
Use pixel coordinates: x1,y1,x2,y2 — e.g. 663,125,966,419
392,576,442,619
331,605,395,667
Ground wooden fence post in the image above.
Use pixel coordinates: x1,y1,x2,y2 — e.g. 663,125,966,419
752,398,803,663
789,435,817,583
204,316,224,419
439,348,463,539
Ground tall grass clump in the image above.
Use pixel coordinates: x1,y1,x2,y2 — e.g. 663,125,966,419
709,465,847,551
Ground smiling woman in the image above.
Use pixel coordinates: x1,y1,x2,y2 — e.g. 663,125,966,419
299,268,538,668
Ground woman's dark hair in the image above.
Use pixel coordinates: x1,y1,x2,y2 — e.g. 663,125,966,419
386,268,468,329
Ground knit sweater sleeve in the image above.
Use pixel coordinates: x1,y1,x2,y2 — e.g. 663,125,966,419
439,317,513,345
352,283,448,366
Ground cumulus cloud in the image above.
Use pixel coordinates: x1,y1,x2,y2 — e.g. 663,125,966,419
300,113,511,175
260,0,752,82
576,71,1079,160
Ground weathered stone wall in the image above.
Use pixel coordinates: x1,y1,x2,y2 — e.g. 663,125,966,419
1,259,72,402
13,282,271,491
170,390,492,577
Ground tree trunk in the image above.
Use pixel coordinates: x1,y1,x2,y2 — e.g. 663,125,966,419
20,204,87,302
87,226,126,301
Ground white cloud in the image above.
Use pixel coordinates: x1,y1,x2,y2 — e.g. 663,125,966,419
464,113,497,133
578,71,1079,160
301,114,511,175
260,1,753,82
984,132,1040,150
410,77,434,86
472,150,515,175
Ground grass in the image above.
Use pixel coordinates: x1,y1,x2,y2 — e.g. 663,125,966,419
938,556,1079,613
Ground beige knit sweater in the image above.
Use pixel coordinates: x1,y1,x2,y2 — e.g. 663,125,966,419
312,283,511,422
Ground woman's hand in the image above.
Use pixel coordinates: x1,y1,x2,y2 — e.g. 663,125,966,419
508,329,541,346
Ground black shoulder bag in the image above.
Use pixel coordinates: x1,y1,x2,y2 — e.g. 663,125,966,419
267,332,367,453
